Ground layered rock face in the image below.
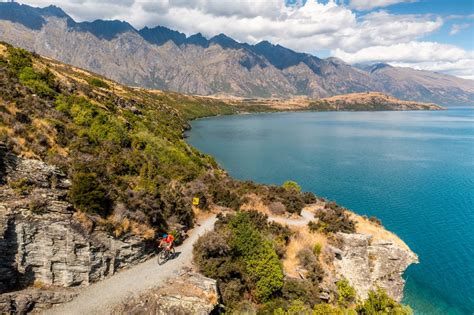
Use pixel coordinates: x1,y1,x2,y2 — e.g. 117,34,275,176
0,147,150,312
329,233,418,301
113,272,219,315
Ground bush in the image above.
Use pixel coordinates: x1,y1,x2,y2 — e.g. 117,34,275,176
19,67,56,98
7,46,32,73
88,77,110,89
9,177,32,195
313,243,322,257
368,216,382,226
219,279,246,307
69,172,111,216
28,197,48,214
313,206,356,234
297,248,324,285
282,279,321,306
282,180,301,192
356,288,412,315
210,184,242,209
281,192,305,215
336,279,356,307
246,241,284,302
313,303,346,315
302,191,317,204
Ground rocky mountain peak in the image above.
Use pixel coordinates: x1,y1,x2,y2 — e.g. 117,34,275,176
209,33,242,49
72,19,136,40
186,32,209,47
139,25,187,46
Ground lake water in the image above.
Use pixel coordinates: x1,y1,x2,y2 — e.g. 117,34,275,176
187,108,474,315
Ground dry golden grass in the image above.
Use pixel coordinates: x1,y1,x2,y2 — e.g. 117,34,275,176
283,225,329,278
240,193,272,215
322,92,436,107
350,212,410,251
0,45,6,57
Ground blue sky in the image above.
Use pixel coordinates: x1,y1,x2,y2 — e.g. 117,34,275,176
20,0,474,79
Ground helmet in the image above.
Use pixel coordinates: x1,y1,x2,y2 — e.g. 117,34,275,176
163,233,168,238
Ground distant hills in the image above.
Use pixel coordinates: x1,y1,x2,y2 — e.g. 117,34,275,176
0,2,472,106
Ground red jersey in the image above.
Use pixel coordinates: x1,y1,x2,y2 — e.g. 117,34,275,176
163,235,174,244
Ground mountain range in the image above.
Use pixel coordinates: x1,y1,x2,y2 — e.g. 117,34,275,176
0,2,472,106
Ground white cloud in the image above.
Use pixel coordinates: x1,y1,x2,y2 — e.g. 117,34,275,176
449,23,471,35
17,0,472,80
333,41,474,79
349,0,416,11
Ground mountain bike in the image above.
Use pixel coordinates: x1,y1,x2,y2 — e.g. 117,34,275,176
157,245,175,265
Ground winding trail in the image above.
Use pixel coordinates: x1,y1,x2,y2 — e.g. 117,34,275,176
43,210,314,314
268,209,315,227
44,215,217,315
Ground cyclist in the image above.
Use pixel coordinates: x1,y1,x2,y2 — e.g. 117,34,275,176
159,233,174,251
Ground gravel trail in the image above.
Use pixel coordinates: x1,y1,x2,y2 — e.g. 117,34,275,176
43,209,312,314
43,215,217,315
268,209,315,226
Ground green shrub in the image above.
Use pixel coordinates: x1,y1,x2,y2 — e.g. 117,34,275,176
69,172,111,216
9,177,32,195
282,279,320,306
336,279,356,307
356,288,412,315
312,303,346,315
313,243,322,257
88,77,110,89
282,180,301,192
6,46,32,73
313,206,356,234
280,191,305,215
28,197,48,214
302,191,317,204
296,248,324,285
219,279,246,307
246,240,284,302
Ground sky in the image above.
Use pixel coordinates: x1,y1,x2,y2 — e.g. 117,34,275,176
16,0,474,79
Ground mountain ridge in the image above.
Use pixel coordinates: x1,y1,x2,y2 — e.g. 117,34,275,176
0,2,472,106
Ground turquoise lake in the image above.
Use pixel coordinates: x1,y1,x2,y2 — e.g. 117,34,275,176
187,108,474,315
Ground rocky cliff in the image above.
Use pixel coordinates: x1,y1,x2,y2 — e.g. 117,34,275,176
0,3,472,106
327,232,418,302
0,146,151,313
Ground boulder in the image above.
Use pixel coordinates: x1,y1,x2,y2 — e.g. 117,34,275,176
113,272,219,315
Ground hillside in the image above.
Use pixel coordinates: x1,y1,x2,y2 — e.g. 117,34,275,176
0,3,472,106
0,43,417,314
205,92,443,111
308,92,443,111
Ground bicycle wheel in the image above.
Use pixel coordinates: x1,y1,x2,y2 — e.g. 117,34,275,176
157,250,169,265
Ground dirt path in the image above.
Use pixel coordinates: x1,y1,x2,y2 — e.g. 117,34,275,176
43,215,217,315
268,209,315,226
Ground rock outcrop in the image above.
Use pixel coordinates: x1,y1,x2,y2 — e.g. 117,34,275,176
0,148,151,312
113,272,219,315
328,232,418,301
